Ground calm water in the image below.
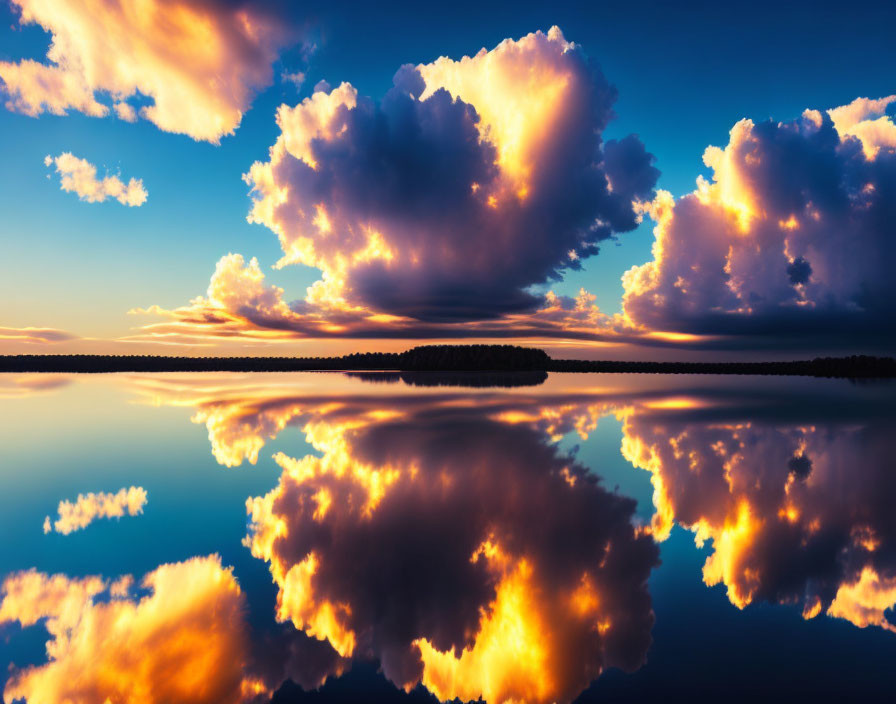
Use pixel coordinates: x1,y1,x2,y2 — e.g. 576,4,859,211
1,372,895,703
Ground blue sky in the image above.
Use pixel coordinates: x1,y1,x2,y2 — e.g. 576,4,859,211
1,0,894,354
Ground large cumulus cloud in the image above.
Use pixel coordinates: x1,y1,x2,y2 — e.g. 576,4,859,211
0,0,299,142
623,96,896,343
243,27,656,323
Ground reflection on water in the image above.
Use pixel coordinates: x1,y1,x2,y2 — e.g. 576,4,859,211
1,556,256,704
0,374,71,399
1,372,895,702
345,370,549,388
42,486,147,535
623,399,896,633
244,398,657,704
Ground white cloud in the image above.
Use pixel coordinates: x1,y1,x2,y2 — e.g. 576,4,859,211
0,0,296,142
46,152,147,206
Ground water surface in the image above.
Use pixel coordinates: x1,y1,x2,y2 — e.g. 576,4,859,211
1,372,894,703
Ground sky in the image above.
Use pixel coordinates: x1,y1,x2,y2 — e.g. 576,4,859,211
0,0,894,359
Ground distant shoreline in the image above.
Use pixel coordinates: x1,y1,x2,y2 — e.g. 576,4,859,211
1,345,894,378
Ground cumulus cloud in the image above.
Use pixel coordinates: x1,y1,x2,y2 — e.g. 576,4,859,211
244,27,656,322
43,485,147,535
137,27,656,340
45,152,147,206
621,395,896,633
242,395,658,703
0,555,259,703
0,0,297,142
828,95,896,159
622,95,896,343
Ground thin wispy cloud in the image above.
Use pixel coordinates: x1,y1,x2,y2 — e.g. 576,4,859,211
281,70,306,89
0,326,76,343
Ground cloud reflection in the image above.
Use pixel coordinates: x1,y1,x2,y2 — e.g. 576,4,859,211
244,399,658,704
0,555,259,704
42,486,147,535
620,391,896,633
119,373,896,700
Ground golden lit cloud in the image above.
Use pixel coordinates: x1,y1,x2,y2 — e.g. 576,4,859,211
135,27,656,342
0,555,257,704
240,27,654,321
827,568,896,633
131,252,644,345
45,152,147,206
827,95,896,159
0,0,296,142
622,96,896,342
43,485,147,535
416,26,577,200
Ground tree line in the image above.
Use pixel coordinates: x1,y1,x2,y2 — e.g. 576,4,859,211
1,345,894,378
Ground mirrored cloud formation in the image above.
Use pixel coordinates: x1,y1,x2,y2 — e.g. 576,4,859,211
42,485,147,535
621,392,896,633
138,27,657,340
623,96,896,343
0,555,259,703
0,0,297,142
45,153,147,206
243,400,658,704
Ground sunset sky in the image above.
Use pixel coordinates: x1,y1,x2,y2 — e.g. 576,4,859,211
1,0,894,359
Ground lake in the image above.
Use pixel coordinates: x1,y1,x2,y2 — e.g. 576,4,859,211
1,372,894,703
